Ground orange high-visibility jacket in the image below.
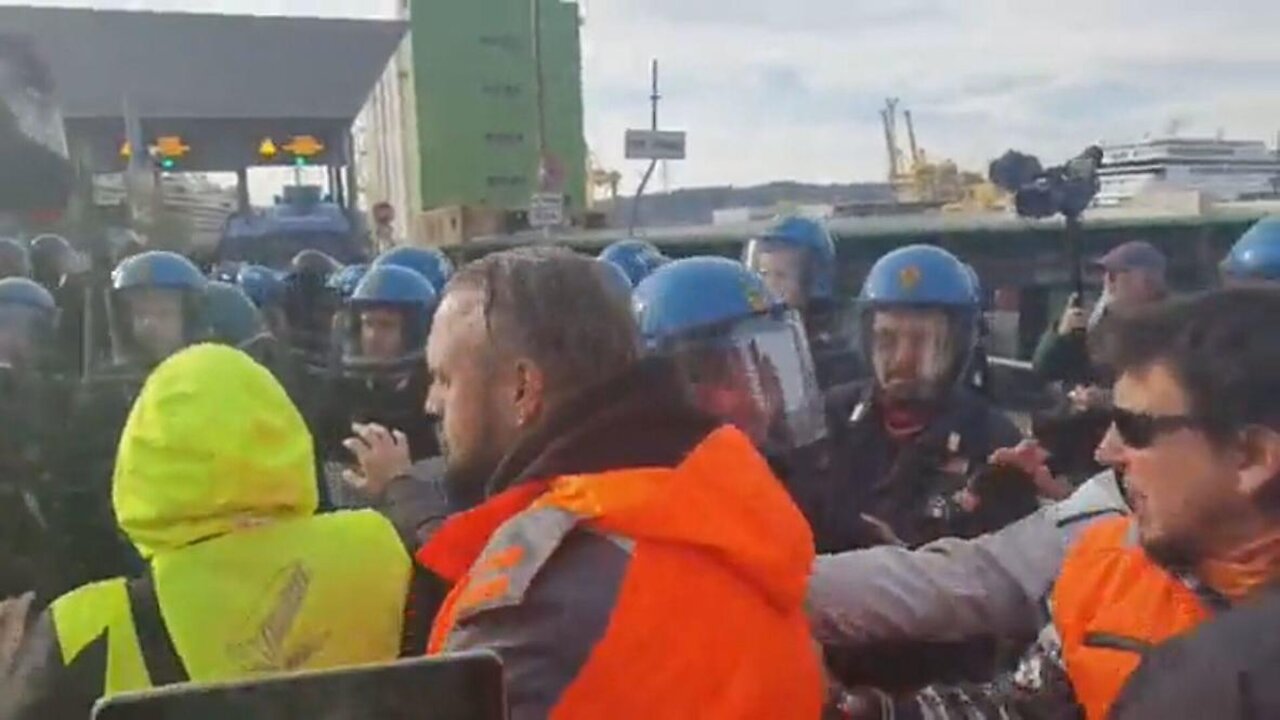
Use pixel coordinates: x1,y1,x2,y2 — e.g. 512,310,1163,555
423,426,825,720
1053,517,1211,720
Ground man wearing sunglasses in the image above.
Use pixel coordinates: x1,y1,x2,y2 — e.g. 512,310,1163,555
825,287,1280,719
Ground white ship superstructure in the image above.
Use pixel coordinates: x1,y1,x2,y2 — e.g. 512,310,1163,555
1096,137,1280,206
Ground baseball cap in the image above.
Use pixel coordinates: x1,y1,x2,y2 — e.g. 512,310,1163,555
1095,241,1166,273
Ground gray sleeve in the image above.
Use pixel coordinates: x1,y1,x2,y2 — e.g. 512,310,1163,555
372,458,452,547
808,470,1126,646
446,532,630,720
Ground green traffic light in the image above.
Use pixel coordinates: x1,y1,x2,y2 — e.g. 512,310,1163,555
160,158,176,170
294,156,308,167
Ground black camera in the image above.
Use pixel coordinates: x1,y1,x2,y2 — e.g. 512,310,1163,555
990,146,1104,220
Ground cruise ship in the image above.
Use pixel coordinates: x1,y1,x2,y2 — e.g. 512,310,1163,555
1095,137,1280,207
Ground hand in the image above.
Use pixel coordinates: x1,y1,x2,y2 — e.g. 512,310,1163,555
1068,385,1111,412
1058,296,1088,336
953,487,980,513
342,422,412,500
990,440,1072,500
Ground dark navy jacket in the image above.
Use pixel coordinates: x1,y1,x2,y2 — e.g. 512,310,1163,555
816,382,1024,553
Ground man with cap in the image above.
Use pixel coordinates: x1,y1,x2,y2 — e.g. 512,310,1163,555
1033,240,1168,394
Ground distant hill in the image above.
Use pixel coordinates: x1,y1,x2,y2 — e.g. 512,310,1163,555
597,181,895,227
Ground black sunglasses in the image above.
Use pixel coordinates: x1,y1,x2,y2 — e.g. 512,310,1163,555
1110,407,1204,449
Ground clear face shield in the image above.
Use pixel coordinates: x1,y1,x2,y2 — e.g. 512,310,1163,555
110,287,197,366
336,302,427,379
864,307,969,405
666,312,827,454
0,304,53,370
743,240,809,311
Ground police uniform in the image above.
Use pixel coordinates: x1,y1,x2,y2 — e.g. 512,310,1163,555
318,263,441,509
818,245,1026,552
0,278,69,599
821,382,1023,550
52,251,214,591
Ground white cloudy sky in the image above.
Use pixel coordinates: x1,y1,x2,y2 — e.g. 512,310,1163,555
13,0,1280,194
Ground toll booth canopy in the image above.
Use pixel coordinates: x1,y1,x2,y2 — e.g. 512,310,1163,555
0,5,406,173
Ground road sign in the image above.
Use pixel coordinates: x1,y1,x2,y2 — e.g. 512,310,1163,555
154,135,191,159
625,129,687,160
529,193,565,228
283,135,325,157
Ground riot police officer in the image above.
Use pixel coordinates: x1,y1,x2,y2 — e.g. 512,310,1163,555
372,245,453,292
632,256,837,539
56,251,210,589
1221,216,1280,285
320,263,440,508
107,251,208,369
742,216,864,390
237,263,288,339
0,277,65,598
281,249,341,362
203,280,270,349
0,237,30,278
600,239,669,287
824,244,1028,551
27,234,73,293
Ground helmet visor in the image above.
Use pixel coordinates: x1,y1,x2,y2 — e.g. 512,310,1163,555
743,239,807,310
110,287,200,365
864,307,961,403
667,313,826,452
337,302,425,373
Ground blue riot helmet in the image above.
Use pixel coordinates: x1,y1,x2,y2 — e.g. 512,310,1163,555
283,249,342,357
0,237,30,278
634,257,826,453
203,281,268,349
373,246,454,293
110,250,209,366
964,263,983,306
596,258,634,302
338,264,438,373
0,277,57,370
599,239,669,287
742,216,837,311
1221,217,1280,285
859,244,979,406
328,263,370,300
237,264,285,308
237,263,288,339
